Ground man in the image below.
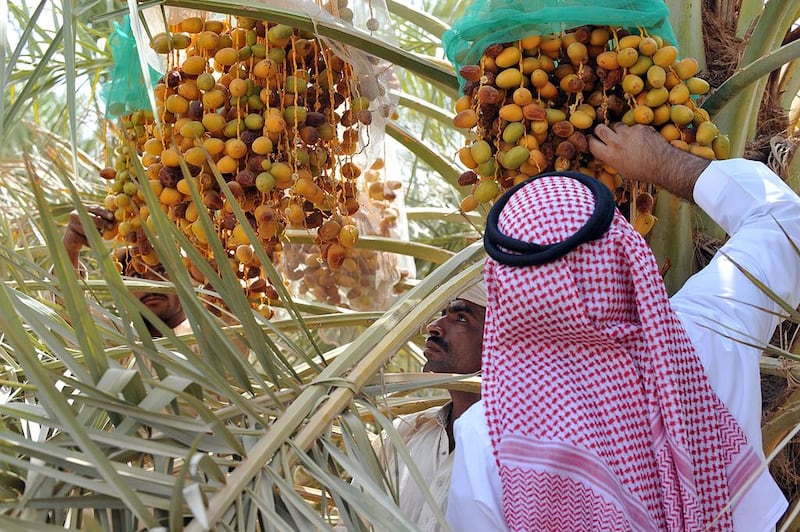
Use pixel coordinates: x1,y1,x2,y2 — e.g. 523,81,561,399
375,281,485,531
447,123,800,531
62,205,189,337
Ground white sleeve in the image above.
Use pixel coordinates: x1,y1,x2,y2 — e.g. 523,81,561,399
446,400,508,532
671,159,800,451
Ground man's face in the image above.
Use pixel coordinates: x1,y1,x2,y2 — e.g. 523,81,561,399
423,298,485,374
128,264,185,329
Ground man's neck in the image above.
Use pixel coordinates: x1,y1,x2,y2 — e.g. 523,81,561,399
146,322,163,338
450,390,480,422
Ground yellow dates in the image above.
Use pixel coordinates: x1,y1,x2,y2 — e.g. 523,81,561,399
449,22,726,246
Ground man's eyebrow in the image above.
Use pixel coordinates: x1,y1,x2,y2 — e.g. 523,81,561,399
448,299,478,314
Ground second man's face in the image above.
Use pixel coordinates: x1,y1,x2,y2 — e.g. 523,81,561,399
423,299,485,375
126,262,185,329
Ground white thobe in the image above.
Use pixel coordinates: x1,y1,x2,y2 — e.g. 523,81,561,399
378,404,454,532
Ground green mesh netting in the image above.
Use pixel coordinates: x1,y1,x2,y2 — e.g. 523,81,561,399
101,16,160,118
442,0,677,90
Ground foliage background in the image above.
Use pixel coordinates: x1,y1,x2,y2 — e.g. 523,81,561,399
3,0,800,530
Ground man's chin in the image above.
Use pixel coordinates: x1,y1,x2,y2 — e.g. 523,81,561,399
145,309,168,322
422,363,447,374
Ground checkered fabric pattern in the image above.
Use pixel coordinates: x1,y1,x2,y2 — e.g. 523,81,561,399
483,175,761,531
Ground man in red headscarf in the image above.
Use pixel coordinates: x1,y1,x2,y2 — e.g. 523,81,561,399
446,124,800,531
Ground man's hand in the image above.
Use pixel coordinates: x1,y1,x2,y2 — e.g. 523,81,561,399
589,123,710,201
62,206,115,268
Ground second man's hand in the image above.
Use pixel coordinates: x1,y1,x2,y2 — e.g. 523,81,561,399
62,206,116,268
588,123,710,202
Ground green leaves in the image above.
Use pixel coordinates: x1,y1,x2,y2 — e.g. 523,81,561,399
4,0,798,529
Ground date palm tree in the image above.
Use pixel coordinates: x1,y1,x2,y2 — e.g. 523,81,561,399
2,0,800,530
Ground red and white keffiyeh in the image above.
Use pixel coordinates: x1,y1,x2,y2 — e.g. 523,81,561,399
482,175,761,531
